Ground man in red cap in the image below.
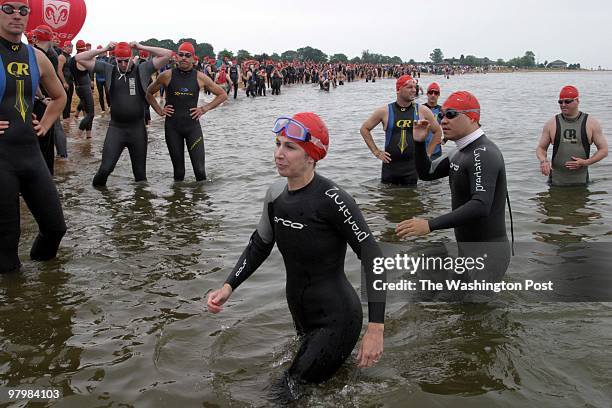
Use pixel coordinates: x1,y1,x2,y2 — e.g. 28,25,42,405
360,74,442,185
397,91,510,243
70,38,95,137
424,82,443,159
536,85,607,186
0,0,67,273
75,41,172,187
146,41,228,181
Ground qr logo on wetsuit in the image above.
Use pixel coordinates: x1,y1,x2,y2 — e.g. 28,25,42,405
563,129,578,143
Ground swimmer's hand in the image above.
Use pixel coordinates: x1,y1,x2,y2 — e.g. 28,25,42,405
357,323,384,368
207,284,233,314
0,120,9,135
159,104,174,117
412,119,430,142
396,217,431,238
565,156,588,170
190,106,208,120
31,114,48,137
374,149,391,164
540,159,551,176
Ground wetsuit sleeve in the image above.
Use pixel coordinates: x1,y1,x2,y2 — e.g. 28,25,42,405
415,140,450,180
429,144,502,232
93,60,111,77
224,185,279,290
323,186,386,323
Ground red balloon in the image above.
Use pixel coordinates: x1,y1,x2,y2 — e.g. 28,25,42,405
26,0,87,42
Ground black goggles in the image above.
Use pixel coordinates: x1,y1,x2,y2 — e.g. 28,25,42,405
438,108,480,120
1,4,30,16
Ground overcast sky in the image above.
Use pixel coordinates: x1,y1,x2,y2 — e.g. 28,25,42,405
74,0,610,68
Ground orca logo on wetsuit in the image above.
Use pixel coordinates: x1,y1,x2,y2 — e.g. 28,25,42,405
274,216,306,230
450,162,460,171
175,87,194,96
395,119,413,128
235,259,247,277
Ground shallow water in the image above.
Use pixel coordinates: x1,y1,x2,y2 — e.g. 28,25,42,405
1,72,611,407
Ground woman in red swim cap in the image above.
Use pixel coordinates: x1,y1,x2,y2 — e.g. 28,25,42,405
208,112,386,403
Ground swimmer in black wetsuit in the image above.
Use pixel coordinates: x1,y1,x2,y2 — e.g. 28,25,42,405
75,41,172,187
146,41,227,181
396,91,510,285
0,1,67,273
70,39,94,138
360,74,442,186
207,113,386,402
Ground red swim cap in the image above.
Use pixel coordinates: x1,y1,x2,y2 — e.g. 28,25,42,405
0,0,28,4
287,112,329,162
139,50,150,58
114,42,132,58
96,45,102,49
559,85,579,99
442,91,481,122
178,42,195,55
76,40,86,51
33,25,53,42
427,82,440,92
396,74,414,91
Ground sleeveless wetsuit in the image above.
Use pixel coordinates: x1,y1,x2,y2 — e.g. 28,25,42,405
92,60,156,187
225,173,385,398
165,68,206,181
0,37,66,273
229,65,238,99
61,51,73,119
550,112,590,186
424,103,442,159
69,57,94,131
383,102,419,185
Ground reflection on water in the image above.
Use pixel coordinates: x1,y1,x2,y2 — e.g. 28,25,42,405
1,72,611,406
532,186,602,242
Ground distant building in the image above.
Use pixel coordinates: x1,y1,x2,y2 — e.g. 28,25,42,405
547,60,567,69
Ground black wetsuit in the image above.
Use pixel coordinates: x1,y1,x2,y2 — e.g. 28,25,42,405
414,132,511,291
165,68,206,181
70,57,94,131
0,37,66,273
92,60,156,187
60,51,73,119
229,65,239,99
383,102,419,185
225,174,385,395
415,133,508,241
33,45,58,174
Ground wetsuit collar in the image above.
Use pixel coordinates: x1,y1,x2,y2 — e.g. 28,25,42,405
455,128,484,150
0,36,23,52
561,111,582,122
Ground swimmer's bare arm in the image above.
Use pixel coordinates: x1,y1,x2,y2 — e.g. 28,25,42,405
32,48,67,136
191,72,228,120
75,42,115,71
130,42,172,70
57,54,68,89
360,106,391,163
566,117,608,170
420,105,442,156
536,118,555,176
146,70,174,117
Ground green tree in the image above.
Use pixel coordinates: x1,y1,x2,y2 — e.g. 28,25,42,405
297,46,328,62
270,53,281,61
217,49,234,61
329,53,348,63
236,49,252,62
496,58,506,66
281,50,298,61
521,51,536,67
430,48,444,63
350,56,361,63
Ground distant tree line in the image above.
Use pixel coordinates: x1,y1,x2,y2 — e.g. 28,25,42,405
141,39,402,64
429,48,582,69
